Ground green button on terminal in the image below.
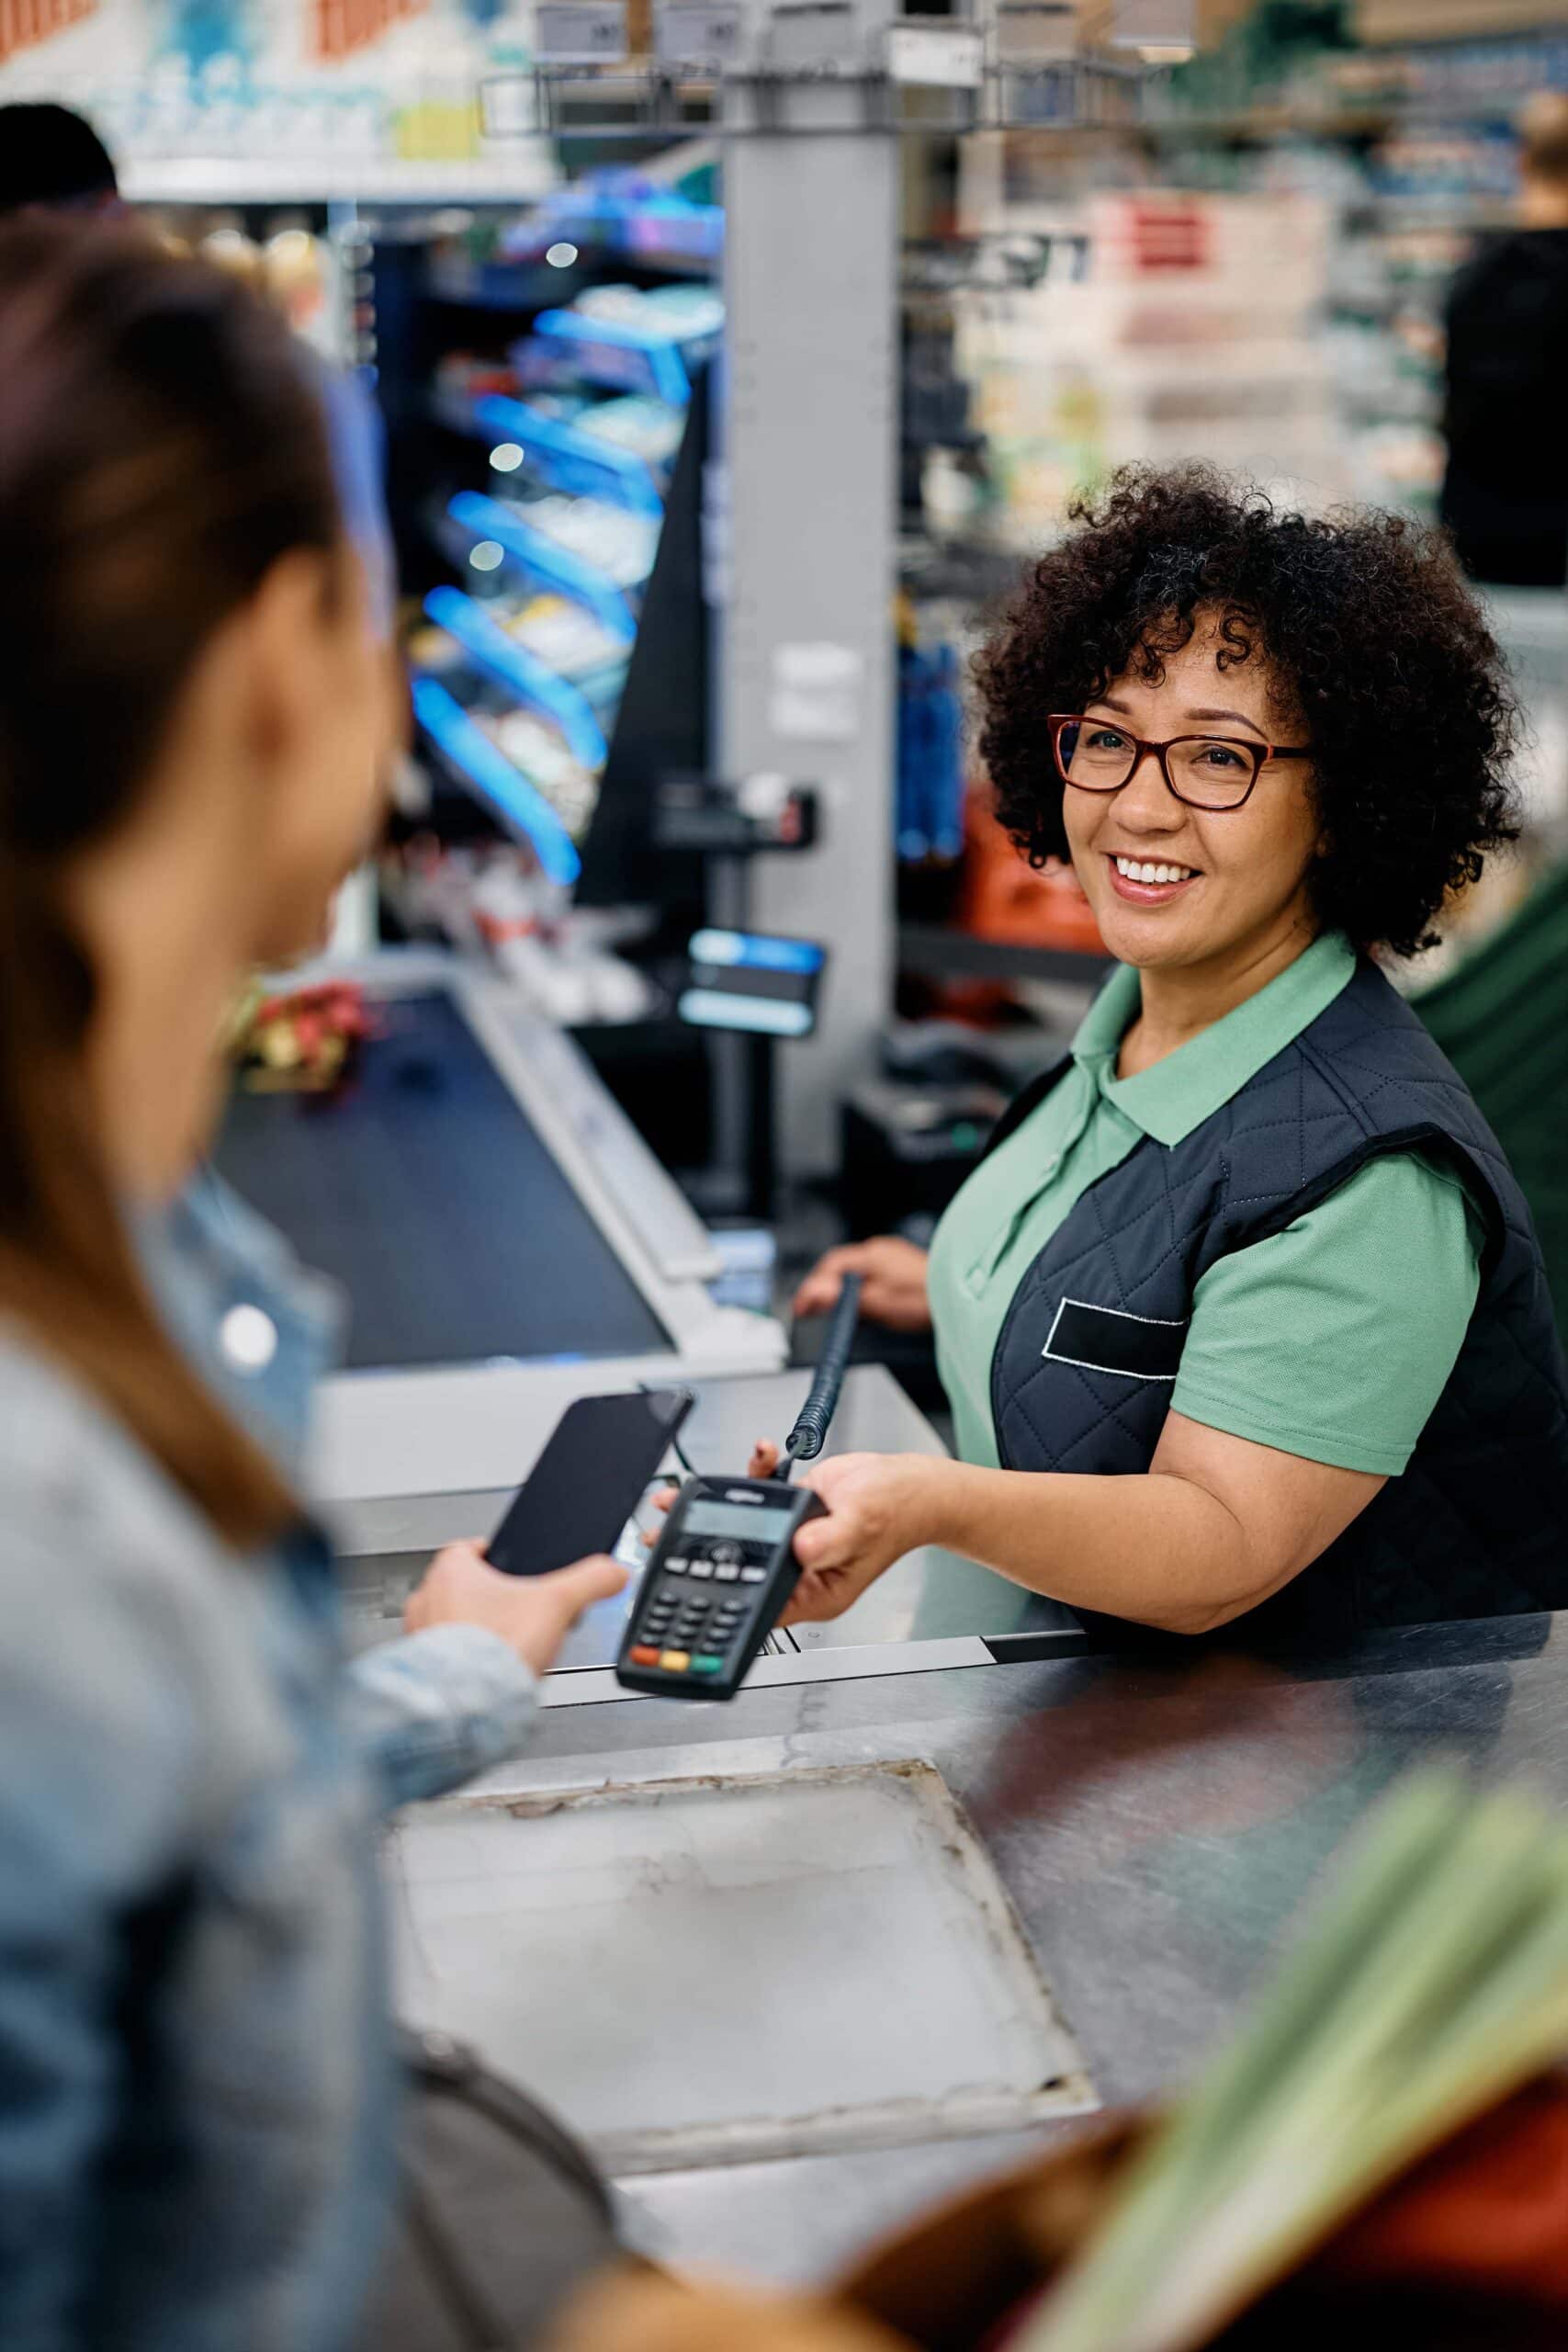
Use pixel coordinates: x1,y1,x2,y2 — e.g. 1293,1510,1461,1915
690,1655,726,1675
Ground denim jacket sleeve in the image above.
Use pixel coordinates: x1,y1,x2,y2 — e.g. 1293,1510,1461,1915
341,1626,539,1812
0,1528,209,2351
141,1178,545,1814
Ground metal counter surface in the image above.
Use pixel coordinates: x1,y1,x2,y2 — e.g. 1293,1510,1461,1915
447,1608,1566,2284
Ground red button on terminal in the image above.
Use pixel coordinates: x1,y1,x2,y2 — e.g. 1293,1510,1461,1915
628,1646,662,1668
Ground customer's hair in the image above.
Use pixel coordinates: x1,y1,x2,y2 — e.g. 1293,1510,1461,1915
975,465,1520,958
0,102,118,215
0,218,341,1544
1521,91,1568,190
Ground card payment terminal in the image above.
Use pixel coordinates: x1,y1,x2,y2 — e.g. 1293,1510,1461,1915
615,1276,862,1700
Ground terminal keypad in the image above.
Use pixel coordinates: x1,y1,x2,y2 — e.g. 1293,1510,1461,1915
628,1537,773,1678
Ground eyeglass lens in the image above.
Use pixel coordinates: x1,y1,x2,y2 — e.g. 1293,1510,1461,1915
1056,718,1258,811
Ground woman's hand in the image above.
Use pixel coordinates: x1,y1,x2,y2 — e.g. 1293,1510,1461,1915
650,1443,941,1621
792,1237,931,1333
776,1452,945,1624
403,1542,627,1676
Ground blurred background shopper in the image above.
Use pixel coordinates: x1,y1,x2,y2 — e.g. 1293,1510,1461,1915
0,99,396,638
1441,91,1568,591
0,101,119,217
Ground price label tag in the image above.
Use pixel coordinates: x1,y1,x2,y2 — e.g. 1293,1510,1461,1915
886,19,983,85
535,1,628,63
995,0,1075,62
1111,0,1194,51
479,74,538,133
656,0,744,67
766,1,859,72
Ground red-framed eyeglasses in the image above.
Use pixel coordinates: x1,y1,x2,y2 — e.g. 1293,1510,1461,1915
1048,714,1311,813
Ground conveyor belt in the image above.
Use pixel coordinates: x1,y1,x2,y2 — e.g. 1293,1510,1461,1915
215,990,670,1370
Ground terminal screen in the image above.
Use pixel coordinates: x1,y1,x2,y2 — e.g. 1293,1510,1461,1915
682,1499,797,1543
678,929,826,1038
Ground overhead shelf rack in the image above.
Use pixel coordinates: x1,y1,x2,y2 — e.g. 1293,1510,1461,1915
498,189,724,266
406,194,716,896
447,492,639,640
473,394,665,514
411,675,583,888
521,310,693,406
121,154,558,204
423,587,611,771
482,52,1156,142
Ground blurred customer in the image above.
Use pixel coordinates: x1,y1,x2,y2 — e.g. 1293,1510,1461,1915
1441,90,1568,590
0,218,624,2348
0,101,119,217
0,99,396,633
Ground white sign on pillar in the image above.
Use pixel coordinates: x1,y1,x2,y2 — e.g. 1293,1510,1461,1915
1110,0,1194,51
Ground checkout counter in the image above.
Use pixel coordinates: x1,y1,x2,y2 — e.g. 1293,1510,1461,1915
216,951,784,1506
335,1356,1561,2293
219,956,1564,2296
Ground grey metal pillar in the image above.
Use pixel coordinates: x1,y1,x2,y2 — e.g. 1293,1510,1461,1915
719,95,899,1177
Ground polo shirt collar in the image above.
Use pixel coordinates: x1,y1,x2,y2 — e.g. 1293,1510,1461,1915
1071,931,1358,1147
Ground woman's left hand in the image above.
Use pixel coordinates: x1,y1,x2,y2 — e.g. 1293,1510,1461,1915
403,1542,626,1674
777,1452,942,1624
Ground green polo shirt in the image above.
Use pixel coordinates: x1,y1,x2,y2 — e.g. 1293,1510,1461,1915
928,933,1485,1478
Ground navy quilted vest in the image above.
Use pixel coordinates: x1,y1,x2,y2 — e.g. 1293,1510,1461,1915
987,957,1568,1643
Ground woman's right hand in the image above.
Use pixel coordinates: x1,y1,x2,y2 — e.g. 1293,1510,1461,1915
792,1237,931,1333
403,1543,627,1677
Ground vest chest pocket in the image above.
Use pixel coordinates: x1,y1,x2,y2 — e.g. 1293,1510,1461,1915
1043,1297,1188,1382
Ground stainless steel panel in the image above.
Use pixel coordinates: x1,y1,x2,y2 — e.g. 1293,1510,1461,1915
389,1759,1093,2173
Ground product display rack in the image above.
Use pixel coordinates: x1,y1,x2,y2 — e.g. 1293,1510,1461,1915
386,185,721,906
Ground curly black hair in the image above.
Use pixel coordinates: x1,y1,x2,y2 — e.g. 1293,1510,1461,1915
975,466,1521,957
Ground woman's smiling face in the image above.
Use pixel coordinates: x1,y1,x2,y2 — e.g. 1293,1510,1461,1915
1061,616,1323,975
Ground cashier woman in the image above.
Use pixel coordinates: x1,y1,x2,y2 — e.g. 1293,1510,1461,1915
768,469,1568,1644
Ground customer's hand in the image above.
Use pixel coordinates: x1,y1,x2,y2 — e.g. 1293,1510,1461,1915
776,1451,943,1624
403,1542,627,1675
792,1237,931,1332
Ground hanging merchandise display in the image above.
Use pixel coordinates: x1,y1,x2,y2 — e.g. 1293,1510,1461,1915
398,179,722,910
0,0,547,181
1109,0,1195,55
953,193,1342,541
896,634,966,868
0,0,96,70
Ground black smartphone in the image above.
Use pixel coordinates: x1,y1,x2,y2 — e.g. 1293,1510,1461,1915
486,1389,694,1578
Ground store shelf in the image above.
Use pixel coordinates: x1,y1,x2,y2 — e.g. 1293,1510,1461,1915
423,588,610,771
411,675,582,888
502,190,723,267
403,193,714,906
431,386,523,439
122,154,556,206
423,271,574,314
898,924,1112,987
446,492,638,640
474,395,664,514
527,311,691,406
